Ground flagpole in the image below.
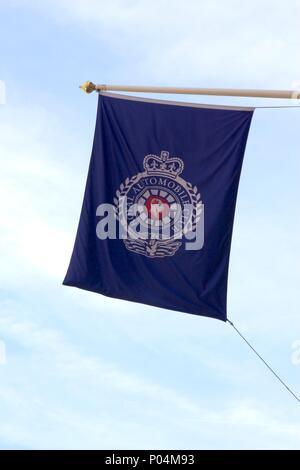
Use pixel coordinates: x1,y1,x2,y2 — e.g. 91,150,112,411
79,81,300,99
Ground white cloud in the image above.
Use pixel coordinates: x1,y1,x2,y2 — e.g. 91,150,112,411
0,102,84,282
14,0,300,87
1,310,300,449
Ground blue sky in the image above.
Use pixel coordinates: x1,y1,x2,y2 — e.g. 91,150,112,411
0,0,300,449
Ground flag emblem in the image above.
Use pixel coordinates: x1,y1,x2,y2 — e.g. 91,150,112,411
114,150,203,258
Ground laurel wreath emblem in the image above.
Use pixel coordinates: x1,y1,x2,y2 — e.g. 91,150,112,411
114,176,202,230
112,150,203,258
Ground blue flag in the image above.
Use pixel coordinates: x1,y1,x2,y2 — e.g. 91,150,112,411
63,93,254,321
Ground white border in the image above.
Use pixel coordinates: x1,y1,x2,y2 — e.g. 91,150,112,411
99,91,255,111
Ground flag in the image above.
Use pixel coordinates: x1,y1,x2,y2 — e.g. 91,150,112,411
63,93,254,321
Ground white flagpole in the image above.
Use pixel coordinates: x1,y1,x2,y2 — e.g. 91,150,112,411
79,81,300,99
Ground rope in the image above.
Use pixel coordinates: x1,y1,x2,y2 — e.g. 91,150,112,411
227,319,300,403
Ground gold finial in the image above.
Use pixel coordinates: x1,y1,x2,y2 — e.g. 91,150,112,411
79,81,96,93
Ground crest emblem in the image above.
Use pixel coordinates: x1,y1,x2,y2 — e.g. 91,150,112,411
114,151,203,258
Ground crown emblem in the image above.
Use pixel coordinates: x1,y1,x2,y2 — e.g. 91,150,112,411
143,151,184,179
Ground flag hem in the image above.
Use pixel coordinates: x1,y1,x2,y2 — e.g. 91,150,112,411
99,91,255,112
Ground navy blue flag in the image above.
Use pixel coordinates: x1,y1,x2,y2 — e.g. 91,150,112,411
63,93,254,321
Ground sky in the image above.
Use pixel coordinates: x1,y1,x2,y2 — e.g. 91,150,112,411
0,0,300,450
